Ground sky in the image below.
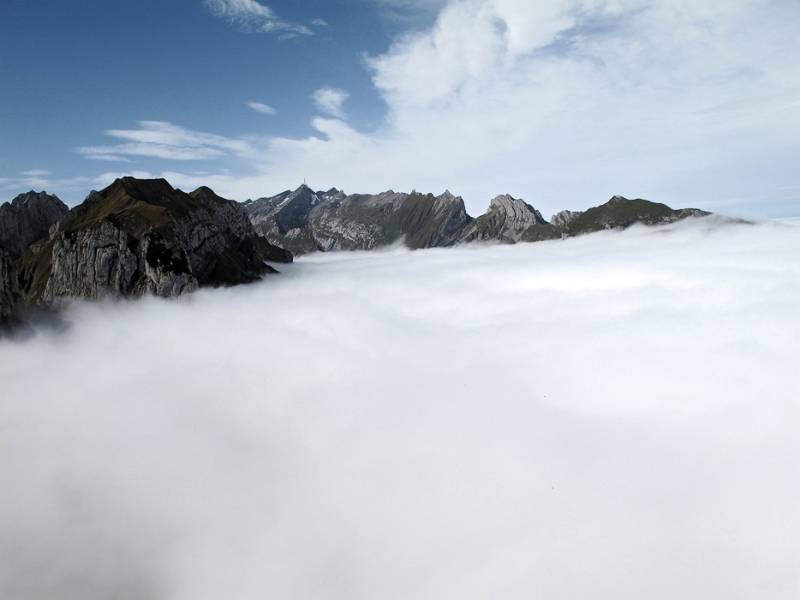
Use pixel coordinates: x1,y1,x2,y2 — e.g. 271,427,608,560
1,0,799,217
2,219,800,599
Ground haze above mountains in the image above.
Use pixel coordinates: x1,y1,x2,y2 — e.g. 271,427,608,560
0,176,717,326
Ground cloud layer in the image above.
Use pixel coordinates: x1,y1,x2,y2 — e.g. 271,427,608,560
2,219,799,599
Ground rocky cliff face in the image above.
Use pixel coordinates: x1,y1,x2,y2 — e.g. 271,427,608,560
245,185,472,254
245,185,324,255
0,245,20,324
0,191,68,257
458,194,559,243
245,186,713,254
550,210,583,229
19,177,291,305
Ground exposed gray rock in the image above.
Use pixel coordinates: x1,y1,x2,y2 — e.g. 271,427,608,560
0,245,20,324
245,185,472,254
20,177,291,305
245,185,717,253
37,219,197,303
550,210,583,229
458,194,559,243
0,191,68,257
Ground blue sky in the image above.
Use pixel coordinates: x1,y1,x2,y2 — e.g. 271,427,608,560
0,0,403,185
1,0,799,217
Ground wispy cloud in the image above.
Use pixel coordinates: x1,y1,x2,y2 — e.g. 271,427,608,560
0,173,99,200
18,169,52,178
311,18,329,27
312,87,349,119
75,121,253,162
204,0,312,36
246,101,276,115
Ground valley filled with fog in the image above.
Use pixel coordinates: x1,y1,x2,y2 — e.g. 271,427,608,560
2,219,799,599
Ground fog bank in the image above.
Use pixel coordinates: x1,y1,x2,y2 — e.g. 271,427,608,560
2,219,799,599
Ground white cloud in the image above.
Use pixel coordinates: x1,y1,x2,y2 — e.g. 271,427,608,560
79,153,132,163
2,220,800,598
204,0,312,35
75,121,254,162
246,101,277,115
311,17,329,27
312,87,350,119
369,0,449,22
212,0,800,218
60,1,800,218
0,173,99,200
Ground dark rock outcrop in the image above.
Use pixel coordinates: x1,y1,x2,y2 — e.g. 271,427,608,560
0,191,68,257
19,177,291,305
0,245,20,324
458,194,559,243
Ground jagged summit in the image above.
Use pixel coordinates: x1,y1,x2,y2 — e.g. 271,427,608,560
550,209,583,229
458,194,554,243
488,194,548,223
17,177,291,306
245,185,471,254
243,183,714,254
0,190,68,258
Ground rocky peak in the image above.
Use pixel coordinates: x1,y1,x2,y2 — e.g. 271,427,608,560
18,177,291,305
550,210,583,229
0,190,68,257
190,185,218,199
488,194,548,225
292,183,315,197
317,188,347,205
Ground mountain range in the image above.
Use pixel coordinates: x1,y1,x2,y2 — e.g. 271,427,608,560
244,184,709,254
0,177,712,327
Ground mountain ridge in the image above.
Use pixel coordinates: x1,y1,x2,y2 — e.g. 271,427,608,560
1,177,717,328
244,184,712,255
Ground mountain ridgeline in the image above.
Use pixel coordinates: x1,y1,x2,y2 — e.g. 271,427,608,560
244,184,710,254
0,178,292,325
1,177,712,326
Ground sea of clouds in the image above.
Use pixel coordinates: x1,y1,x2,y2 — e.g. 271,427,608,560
1,218,799,599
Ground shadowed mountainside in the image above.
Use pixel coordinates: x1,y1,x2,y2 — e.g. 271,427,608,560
18,177,292,306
